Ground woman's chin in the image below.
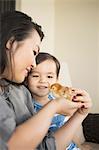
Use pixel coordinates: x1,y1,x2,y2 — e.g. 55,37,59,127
14,76,25,84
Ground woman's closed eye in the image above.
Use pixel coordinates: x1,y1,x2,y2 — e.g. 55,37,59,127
33,50,37,56
33,46,40,56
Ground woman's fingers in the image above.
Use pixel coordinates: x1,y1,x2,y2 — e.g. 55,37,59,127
72,89,91,104
55,97,84,116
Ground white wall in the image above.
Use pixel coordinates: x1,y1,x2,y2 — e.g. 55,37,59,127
55,0,99,112
16,0,55,54
98,1,99,111
16,0,99,112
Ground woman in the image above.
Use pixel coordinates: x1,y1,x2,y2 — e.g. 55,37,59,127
0,11,92,150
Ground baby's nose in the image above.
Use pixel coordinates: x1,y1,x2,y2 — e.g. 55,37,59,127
39,77,47,83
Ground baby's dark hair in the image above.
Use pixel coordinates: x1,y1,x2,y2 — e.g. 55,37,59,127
0,11,44,75
36,52,60,78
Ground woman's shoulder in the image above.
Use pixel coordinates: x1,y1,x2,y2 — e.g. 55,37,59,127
9,83,32,103
0,91,16,140
0,81,33,111
7,83,31,98
0,79,28,96
0,81,34,125
11,83,28,92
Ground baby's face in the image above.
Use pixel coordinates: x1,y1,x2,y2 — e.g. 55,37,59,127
27,60,58,97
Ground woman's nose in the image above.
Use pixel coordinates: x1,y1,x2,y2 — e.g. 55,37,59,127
32,57,36,68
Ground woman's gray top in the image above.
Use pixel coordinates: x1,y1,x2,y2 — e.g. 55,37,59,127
0,80,56,150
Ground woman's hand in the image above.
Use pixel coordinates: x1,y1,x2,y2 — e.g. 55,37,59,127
54,97,83,116
72,89,92,116
54,88,92,116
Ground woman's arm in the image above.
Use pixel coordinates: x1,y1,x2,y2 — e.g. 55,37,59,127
7,100,57,150
7,98,82,150
54,89,92,150
7,89,92,150
54,111,87,150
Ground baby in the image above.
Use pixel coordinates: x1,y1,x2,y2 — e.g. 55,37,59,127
27,52,82,150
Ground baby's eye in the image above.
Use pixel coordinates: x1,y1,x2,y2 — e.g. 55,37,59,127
47,76,53,78
31,75,39,78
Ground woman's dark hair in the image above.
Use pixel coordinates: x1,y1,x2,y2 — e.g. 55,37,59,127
36,52,60,78
0,11,44,75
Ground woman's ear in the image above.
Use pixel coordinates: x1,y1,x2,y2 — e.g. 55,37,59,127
6,37,14,50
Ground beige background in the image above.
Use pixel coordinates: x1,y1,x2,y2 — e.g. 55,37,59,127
16,0,99,113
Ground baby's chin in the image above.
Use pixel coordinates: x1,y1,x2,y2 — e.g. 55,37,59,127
36,92,49,98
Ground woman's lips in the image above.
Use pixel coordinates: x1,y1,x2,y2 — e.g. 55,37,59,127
24,69,28,77
24,67,31,77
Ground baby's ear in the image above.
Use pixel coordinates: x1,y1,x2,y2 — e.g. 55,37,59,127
6,37,14,50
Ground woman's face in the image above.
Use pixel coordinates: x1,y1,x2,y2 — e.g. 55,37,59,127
5,30,41,83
